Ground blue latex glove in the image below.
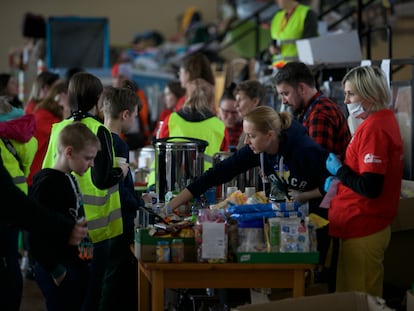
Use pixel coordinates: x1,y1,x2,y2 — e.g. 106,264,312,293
326,153,342,175
324,176,334,192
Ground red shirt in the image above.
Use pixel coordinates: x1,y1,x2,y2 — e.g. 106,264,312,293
136,89,151,144
25,100,37,115
329,110,403,239
27,108,60,186
152,108,172,137
224,121,243,150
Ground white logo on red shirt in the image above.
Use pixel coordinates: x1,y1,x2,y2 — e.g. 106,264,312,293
364,153,382,164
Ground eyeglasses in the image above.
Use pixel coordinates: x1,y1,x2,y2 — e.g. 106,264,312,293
220,108,239,115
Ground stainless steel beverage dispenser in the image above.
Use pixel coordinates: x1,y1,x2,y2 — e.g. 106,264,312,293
154,137,208,202
213,152,260,201
213,152,237,201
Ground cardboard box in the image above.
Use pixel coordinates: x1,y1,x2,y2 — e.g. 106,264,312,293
407,290,414,311
391,179,414,232
384,179,414,289
234,291,393,311
296,31,362,65
237,252,319,264
134,228,196,262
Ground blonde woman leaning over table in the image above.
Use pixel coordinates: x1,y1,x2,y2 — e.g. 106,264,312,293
167,106,331,308
168,105,329,230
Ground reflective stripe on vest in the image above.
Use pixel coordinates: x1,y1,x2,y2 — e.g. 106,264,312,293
43,118,123,243
13,175,27,185
0,137,37,194
82,184,119,206
204,153,213,165
270,4,310,60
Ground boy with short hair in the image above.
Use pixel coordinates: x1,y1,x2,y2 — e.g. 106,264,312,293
30,122,100,311
101,85,141,311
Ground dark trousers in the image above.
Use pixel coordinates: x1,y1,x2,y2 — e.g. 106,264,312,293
35,259,89,311
0,227,22,311
82,234,137,311
100,231,138,311
316,224,338,293
81,239,110,311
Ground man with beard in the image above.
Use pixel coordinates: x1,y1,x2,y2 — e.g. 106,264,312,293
273,62,351,161
273,61,351,293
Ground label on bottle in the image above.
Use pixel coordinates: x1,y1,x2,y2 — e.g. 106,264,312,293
171,239,184,263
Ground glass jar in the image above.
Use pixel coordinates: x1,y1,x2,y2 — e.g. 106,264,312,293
171,238,184,263
156,240,170,263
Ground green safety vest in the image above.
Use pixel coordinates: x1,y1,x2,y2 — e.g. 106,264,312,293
0,137,37,194
270,4,310,61
42,118,122,243
147,113,225,186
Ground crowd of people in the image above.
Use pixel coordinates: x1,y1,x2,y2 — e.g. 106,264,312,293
0,1,405,310
0,50,405,309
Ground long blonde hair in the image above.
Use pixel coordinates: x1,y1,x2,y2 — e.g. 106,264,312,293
181,78,216,117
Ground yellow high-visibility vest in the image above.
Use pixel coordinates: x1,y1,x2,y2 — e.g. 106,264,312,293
43,118,122,243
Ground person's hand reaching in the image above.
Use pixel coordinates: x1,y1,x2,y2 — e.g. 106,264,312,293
324,176,335,192
119,162,129,179
326,153,343,175
68,220,88,245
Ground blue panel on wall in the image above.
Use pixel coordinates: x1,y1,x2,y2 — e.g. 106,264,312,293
46,16,110,71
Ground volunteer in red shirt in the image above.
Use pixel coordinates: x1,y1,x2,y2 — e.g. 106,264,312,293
325,65,403,297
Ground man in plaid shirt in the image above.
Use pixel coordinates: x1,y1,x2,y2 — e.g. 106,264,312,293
273,61,351,294
274,62,351,160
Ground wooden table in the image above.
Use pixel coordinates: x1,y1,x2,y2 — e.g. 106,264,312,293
138,261,314,311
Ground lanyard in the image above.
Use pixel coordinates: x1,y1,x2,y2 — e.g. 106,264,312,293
66,173,84,222
274,155,290,184
300,94,324,123
260,153,291,198
278,4,298,34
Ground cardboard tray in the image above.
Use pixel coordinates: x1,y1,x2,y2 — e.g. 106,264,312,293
135,228,196,262
135,228,195,246
237,252,319,264
235,291,393,311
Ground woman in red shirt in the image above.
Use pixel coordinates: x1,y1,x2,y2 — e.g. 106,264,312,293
28,80,68,188
153,80,185,138
326,66,404,297
25,71,60,115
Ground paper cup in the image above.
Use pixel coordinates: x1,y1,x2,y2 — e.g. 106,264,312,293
226,186,238,197
115,157,127,166
245,187,256,198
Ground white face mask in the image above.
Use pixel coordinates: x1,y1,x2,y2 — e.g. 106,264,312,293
347,102,365,118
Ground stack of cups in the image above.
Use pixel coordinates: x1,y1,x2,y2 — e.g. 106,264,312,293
226,186,238,198
245,187,256,198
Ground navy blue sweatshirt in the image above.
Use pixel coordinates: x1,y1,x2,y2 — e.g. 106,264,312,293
187,120,330,214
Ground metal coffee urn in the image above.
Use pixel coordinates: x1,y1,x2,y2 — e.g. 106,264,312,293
154,137,208,202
